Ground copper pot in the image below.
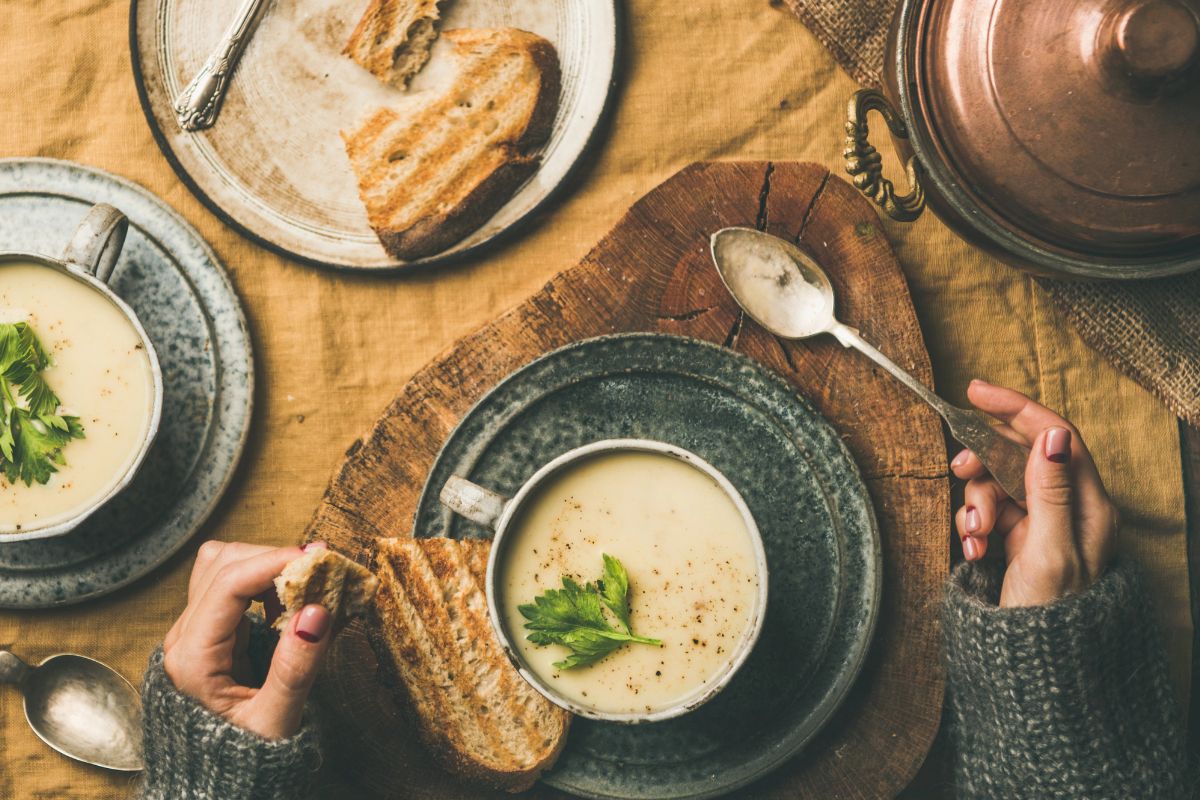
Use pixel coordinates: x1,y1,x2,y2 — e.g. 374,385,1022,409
843,0,1200,280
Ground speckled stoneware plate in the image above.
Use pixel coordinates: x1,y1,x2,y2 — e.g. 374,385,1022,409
414,334,881,800
0,158,253,609
130,0,619,271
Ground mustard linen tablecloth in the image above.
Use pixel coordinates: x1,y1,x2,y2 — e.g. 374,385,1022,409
0,1,1189,797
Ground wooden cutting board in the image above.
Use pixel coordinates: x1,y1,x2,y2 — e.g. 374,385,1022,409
303,162,949,799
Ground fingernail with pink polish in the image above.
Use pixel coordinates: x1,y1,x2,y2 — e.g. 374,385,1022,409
295,605,330,643
962,537,980,560
965,506,980,533
951,449,970,468
1045,427,1071,464
302,541,327,553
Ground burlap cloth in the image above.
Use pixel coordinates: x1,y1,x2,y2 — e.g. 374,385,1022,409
784,0,1200,428
0,1,1189,797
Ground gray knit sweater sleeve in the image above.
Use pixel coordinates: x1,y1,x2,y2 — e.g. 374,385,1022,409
943,560,1189,799
139,617,322,800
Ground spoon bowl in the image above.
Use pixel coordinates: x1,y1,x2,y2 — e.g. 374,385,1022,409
710,227,837,339
1,650,143,772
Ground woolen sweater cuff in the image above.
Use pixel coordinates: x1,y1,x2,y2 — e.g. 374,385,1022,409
139,644,321,800
943,560,1188,800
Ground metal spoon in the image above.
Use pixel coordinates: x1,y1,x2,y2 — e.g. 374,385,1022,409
0,649,143,771
710,227,1029,501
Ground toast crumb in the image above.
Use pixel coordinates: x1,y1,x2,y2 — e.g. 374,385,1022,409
343,0,444,88
274,548,379,633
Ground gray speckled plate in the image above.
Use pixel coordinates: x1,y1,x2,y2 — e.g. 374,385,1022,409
0,158,253,608
414,334,881,800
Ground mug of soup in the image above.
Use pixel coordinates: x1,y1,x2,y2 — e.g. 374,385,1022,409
0,204,163,541
439,439,769,723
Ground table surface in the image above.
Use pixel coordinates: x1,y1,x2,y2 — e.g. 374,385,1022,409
0,1,1192,798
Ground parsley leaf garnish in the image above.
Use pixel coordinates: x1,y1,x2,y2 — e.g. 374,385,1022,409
518,554,661,670
599,553,633,633
0,322,85,486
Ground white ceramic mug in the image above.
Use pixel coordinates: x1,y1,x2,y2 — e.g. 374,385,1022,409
439,438,770,723
0,204,164,541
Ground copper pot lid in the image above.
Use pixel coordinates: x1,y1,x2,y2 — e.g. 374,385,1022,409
916,0,1200,257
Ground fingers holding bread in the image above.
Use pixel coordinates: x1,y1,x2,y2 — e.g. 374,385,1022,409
244,604,335,740
169,544,305,656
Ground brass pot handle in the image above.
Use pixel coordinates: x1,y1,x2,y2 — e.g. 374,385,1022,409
843,89,926,222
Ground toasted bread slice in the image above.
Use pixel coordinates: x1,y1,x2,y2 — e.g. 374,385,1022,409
342,28,561,260
343,0,444,88
273,548,379,633
370,537,570,792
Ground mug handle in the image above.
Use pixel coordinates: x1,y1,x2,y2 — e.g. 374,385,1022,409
439,476,507,532
61,204,129,284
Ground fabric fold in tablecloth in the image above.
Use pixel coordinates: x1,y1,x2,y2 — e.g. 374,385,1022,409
782,0,1200,427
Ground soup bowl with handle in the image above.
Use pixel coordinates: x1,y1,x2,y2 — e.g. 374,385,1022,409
438,437,770,724
0,204,164,542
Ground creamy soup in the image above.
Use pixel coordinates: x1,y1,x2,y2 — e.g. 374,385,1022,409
0,261,156,532
499,450,762,716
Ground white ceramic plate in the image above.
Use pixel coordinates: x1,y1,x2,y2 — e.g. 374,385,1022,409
131,0,619,270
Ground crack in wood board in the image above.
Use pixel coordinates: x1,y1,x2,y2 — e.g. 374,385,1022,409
657,306,717,322
774,335,799,372
723,308,745,349
756,161,775,232
795,170,833,245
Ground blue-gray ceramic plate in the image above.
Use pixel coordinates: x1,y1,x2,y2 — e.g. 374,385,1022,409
414,334,881,800
0,158,253,608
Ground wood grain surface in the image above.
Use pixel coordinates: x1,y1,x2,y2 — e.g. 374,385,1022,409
302,161,950,799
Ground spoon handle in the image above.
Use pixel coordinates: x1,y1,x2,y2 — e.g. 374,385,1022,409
0,650,30,685
829,323,1029,501
173,0,269,131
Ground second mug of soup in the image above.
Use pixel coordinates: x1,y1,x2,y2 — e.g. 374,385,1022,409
439,438,768,723
0,204,162,540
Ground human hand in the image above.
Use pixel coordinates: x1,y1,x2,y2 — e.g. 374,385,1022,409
163,540,332,739
950,380,1118,608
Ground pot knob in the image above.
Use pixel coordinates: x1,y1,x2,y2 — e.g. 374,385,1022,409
1108,0,1199,82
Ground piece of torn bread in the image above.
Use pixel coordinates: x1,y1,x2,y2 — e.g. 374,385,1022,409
343,0,444,88
273,548,380,633
369,536,570,792
341,27,561,261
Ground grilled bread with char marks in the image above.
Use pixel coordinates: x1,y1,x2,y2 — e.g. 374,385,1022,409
342,27,561,261
369,536,570,792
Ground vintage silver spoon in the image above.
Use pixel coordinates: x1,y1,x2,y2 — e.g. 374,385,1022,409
0,649,143,771
174,0,271,131
710,227,1029,501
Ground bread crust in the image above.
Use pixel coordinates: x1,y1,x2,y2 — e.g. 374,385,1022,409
375,155,540,260
513,37,562,151
367,537,570,793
